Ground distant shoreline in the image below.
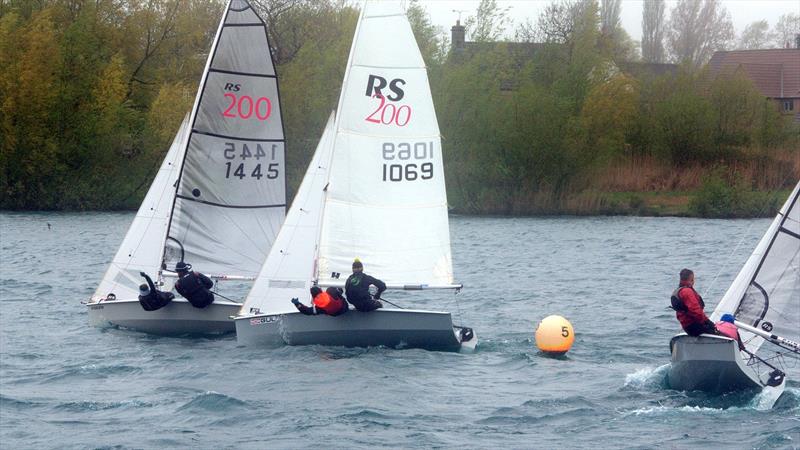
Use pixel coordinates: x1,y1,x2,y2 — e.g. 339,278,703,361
2,189,790,219
446,189,792,218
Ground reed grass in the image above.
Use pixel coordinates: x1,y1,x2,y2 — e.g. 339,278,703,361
450,150,798,217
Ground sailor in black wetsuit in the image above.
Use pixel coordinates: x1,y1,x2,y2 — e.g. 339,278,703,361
138,272,174,311
174,261,215,308
345,259,386,312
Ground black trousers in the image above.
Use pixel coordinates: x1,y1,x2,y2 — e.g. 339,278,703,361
684,320,717,337
350,297,383,312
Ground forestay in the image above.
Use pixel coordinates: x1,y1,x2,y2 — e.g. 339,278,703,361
241,113,336,315
711,182,800,354
93,115,190,301
317,1,454,287
164,0,286,277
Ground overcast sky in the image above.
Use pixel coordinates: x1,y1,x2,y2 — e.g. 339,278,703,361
417,0,800,42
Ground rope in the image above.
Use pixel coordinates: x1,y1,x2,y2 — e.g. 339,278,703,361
377,296,404,309
210,290,240,303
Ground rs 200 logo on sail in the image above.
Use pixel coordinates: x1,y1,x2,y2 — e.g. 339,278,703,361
365,74,411,127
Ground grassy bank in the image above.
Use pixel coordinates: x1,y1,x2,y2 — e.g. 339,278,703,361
449,189,791,218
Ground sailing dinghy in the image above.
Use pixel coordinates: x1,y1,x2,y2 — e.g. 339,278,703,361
667,181,799,398
234,1,476,351
87,0,287,335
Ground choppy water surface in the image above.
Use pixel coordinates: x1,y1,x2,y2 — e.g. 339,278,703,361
1,212,798,449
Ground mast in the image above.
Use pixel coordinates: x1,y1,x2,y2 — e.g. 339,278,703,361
159,0,232,277
309,3,367,284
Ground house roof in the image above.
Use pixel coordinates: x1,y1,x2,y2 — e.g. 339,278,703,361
707,49,800,98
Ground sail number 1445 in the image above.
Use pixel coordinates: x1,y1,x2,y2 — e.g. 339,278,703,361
382,141,434,182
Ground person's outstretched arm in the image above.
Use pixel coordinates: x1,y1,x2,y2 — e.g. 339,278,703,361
141,272,156,292
292,298,316,315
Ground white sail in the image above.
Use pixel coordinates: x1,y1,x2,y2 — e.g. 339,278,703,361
93,114,191,300
164,0,286,277
241,112,336,314
317,0,454,287
712,181,800,353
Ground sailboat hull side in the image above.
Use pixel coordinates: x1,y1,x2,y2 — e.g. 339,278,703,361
667,334,768,392
87,299,239,335
236,309,467,352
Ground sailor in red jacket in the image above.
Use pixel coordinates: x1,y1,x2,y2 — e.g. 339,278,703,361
291,286,349,316
672,268,717,336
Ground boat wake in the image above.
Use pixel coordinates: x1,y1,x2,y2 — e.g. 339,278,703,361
623,364,670,391
621,366,800,412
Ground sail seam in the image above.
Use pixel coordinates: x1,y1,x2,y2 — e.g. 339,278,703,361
223,23,263,27
325,198,446,209
192,129,284,142
208,68,276,78
337,129,440,139
351,64,425,70
175,194,285,209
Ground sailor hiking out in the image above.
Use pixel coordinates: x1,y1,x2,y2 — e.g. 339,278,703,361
671,268,717,337
174,261,215,309
138,272,174,311
292,287,349,316
345,259,385,312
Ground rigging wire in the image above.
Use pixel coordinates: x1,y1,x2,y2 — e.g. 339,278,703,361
702,178,796,299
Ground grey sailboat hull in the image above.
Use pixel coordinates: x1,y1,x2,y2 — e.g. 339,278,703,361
667,334,785,394
235,308,476,352
87,298,240,335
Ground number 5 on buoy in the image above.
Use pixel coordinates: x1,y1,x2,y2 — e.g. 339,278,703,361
535,315,575,355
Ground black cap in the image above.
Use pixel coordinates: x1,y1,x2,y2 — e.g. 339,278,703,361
175,261,192,272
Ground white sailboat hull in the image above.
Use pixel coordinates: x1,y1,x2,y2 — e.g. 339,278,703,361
235,308,476,352
667,334,785,394
87,298,239,335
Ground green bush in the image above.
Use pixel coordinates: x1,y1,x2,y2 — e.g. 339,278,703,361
689,170,780,218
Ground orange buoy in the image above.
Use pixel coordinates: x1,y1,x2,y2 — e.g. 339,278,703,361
535,315,575,355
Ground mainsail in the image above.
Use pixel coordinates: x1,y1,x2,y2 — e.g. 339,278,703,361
93,114,190,301
241,112,336,314
711,181,800,354
317,0,455,287
163,0,286,278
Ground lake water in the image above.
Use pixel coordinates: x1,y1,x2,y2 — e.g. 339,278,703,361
1,212,798,449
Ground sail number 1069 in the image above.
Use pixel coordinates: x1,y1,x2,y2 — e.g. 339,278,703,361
382,142,434,182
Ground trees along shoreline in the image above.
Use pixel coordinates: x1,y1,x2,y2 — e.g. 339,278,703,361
1,0,797,218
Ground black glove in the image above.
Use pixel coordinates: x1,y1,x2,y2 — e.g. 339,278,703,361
291,298,300,305
140,271,147,277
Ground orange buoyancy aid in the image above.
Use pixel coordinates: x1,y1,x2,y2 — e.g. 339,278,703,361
312,292,342,315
